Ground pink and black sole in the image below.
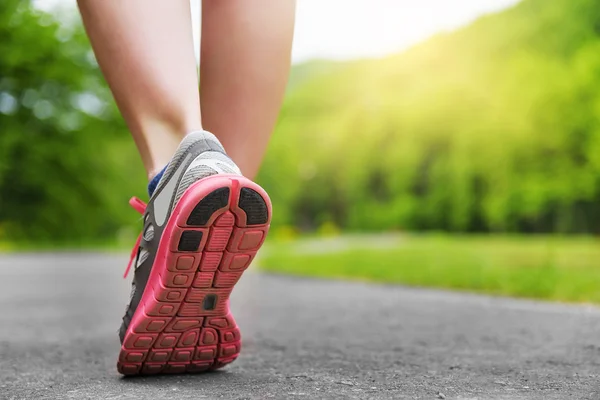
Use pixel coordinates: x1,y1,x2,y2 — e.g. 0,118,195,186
117,175,271,376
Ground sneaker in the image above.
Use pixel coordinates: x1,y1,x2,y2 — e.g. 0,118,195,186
117,131,271,375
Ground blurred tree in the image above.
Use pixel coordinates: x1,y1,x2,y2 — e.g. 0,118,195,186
0,0,145,243
261,0,600,234
2,0,599,244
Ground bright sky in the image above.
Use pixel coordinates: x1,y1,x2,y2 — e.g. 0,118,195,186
38,0,521,64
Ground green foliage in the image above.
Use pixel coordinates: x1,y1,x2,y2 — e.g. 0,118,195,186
1,0,599,245
261,234,600,303
260,0,600,233
0,0,145,243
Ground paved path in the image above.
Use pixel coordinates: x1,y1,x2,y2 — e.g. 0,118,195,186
1,254,599,399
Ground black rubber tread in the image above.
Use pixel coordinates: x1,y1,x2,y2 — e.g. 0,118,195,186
178,231,204,252
238,188,268,225
186,187,230,226
203,294,218,310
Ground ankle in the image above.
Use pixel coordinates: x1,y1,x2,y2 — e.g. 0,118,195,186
132,116,202,178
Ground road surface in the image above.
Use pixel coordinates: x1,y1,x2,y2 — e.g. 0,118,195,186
0,253,599,399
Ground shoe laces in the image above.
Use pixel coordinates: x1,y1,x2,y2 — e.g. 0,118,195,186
124,197,147,279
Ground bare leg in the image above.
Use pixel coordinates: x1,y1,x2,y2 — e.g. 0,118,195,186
200,0,296,178
78,0,201,178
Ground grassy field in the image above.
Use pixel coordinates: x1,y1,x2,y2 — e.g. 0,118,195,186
260,234,600,303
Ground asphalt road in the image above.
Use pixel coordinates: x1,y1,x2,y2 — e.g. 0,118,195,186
1,253,600,400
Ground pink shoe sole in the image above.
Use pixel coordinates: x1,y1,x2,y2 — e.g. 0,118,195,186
117,174,271,376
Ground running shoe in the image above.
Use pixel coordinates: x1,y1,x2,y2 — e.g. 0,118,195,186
117,131,271,375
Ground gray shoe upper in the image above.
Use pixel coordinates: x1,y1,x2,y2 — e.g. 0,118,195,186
151,131,241,227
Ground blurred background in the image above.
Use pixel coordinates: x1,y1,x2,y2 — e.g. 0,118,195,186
1,0,599,302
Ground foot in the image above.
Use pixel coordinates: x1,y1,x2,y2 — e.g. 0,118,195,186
117,131,271,376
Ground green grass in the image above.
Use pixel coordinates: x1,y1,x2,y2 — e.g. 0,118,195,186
260,234,600,303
